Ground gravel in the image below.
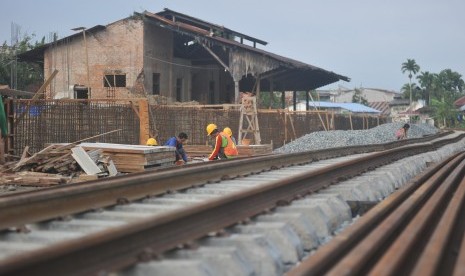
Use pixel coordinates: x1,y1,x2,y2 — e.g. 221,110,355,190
274,122,439,154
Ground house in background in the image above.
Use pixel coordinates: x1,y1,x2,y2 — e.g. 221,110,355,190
335,87,398,103
389,94,410,122
19,9,349,104
314,87,400,117
454,95,465,111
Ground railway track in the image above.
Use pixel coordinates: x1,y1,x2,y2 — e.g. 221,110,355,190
0,131,463,275
288,149,465,276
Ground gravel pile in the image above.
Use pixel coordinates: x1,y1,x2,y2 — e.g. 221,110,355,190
274,122,439,154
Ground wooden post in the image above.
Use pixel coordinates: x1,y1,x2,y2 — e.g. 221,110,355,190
332,112,335,130
0,137,4,165
281,91,285,109
139,99,150,145
325,112,330,131
284,110,288,142
349,113,353,130
288,111,296,140
308,92,327,131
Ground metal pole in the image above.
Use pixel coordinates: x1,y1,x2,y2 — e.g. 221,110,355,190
82,30,91,98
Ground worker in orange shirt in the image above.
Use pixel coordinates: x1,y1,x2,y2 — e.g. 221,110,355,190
206,123,238,161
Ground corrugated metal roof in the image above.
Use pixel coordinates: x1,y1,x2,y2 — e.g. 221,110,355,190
368,101,390,116
143,11,350,87
307,101,381,113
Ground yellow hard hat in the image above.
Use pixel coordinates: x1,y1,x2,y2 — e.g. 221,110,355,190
146,137,158,146
223,127,233,136
206,123,217,135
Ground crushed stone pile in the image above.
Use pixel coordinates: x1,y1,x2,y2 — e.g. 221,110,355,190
274,122,438,154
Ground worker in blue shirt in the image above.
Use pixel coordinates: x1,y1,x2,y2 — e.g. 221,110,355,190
164,132,189,164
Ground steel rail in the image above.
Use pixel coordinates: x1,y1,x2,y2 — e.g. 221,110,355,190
287,151,465,276
0,131,457,232
0,137,461,275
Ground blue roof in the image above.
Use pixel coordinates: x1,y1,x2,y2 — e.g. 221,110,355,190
307,101,381,113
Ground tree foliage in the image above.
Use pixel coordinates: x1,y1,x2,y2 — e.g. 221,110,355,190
401,59,420,103
352,88,368,105
0,34,44,90
431,98,457,128
401,59,465,127
401,83,420,100
401,59,420,79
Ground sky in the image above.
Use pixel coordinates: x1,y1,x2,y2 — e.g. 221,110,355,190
1,0,464,92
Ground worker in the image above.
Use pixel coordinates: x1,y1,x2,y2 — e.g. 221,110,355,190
146,137,158,146
395,123,410,140
223,127,237,146
164,132,189,164
206,123,238,161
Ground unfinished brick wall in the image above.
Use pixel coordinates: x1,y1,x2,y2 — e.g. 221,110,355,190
43,17,144,99
8,99,386,155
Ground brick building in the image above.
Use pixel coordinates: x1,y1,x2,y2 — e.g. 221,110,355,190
19,9,349,104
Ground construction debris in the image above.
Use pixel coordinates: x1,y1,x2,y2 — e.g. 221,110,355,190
0,135,180,188
0,171,70,187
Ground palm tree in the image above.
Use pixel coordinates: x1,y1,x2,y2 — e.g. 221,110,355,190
401,83,419,101
417,71,436,105
401,59,420,104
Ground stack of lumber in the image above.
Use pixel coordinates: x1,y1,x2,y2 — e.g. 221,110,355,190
184,144,273,158
77,143,176,172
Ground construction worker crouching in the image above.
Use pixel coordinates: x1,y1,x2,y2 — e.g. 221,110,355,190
223,127,237,146
206,123,238,161
164,132,189,165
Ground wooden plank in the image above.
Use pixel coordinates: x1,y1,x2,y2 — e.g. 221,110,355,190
107,160,118,176
14,70,59,124
12,144,56,171
78,143,175,154
71,146,101,175
139,99,150,145
20,146,30,161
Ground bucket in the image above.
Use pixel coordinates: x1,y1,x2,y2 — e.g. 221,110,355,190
241,139,251,146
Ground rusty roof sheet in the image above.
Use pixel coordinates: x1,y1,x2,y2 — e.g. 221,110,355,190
144,11,349,88
18,9,349,90
368,101,391,116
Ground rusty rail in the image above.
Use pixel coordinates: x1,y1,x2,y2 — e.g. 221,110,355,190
0,131,458,231
0,135,463,275
288,151,465,276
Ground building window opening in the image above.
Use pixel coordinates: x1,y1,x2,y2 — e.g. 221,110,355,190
103,74,126,88
152,73,160,95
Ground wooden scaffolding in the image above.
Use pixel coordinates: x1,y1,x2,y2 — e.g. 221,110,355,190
238,96,261,145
